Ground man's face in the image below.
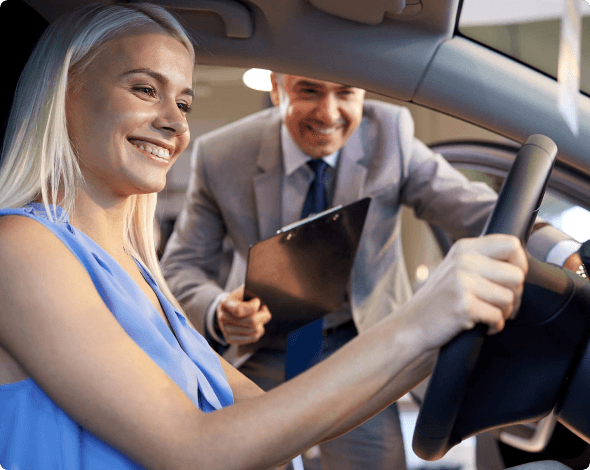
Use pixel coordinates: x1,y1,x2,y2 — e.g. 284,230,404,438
270,73,365,159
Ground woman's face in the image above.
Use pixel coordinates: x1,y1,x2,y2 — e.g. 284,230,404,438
66,30,193,198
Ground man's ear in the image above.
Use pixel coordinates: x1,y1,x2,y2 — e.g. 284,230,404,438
269,72,281,107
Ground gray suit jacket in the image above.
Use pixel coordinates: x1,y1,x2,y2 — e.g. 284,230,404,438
161,100,561,341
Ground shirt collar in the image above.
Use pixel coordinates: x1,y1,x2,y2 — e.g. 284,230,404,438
281,124,339,176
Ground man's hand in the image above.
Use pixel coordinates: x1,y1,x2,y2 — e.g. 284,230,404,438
216,285,272,345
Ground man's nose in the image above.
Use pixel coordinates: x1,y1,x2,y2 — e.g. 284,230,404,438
315,93,340,124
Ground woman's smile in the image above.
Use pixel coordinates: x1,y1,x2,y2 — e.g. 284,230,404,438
128,138,173,165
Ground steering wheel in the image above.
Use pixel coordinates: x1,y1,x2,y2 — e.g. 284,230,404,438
412,134,558,460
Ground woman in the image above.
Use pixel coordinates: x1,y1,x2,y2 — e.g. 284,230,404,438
0,3,543,469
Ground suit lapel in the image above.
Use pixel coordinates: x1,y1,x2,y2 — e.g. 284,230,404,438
252,112,283,241
333,126,367,206
332,119,370,331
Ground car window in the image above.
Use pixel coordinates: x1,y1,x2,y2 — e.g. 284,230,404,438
457,0,590,95
156,65,590,286
159,65,513,222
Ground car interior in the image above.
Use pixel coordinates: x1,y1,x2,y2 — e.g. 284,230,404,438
2,0,590,469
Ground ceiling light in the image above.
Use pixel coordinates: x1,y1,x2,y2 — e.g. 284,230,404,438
243,68,272,92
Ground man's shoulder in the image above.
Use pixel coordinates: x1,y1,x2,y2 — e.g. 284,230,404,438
362,99,410,123
359,100,414,148
195,107,281,147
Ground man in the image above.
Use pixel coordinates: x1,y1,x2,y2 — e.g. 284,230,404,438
161,73,583,469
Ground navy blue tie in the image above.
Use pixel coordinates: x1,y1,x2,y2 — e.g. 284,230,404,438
284,159,329,380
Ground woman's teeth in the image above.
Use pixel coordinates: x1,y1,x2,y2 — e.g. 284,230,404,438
129,139,170,159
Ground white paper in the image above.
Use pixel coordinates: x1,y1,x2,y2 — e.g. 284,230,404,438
557,0,582,136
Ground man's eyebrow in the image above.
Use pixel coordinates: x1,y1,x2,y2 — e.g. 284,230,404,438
295,80,355,90
295,80,323,88
121,68,194,97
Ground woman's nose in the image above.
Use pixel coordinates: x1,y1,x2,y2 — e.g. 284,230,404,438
153,102,189,136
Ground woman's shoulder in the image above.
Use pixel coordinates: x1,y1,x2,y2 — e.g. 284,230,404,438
0,206,69,255
0,204,68,230
0,210,54,248
0,206,86,303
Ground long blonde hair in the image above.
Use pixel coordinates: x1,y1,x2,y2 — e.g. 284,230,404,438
0,3,194,312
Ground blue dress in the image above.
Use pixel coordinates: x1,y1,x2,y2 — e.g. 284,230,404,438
0,204,234,469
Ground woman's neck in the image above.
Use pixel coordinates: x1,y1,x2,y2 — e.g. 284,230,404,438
68,189,130,263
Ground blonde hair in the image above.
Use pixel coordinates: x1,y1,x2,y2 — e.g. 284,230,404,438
0,3,194,312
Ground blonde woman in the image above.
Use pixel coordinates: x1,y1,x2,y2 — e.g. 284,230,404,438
0,3,553,470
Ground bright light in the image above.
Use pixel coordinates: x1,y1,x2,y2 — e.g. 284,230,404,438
415,264,430,283
242,68,272,92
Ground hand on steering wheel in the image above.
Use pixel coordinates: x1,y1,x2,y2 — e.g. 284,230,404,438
412,135,558,460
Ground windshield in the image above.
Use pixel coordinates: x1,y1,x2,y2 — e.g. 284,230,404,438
458,0,590,96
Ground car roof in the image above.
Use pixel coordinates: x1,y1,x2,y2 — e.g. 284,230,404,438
23,0,590,177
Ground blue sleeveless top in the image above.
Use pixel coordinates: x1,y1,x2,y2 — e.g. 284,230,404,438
0,204,234,469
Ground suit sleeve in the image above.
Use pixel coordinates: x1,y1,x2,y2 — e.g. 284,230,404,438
395,107,577,261
396,107,497,239
161,138,227,335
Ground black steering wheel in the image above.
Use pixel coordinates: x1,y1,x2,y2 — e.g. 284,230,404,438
412,134,558,460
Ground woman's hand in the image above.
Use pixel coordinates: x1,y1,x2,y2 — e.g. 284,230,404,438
268,234,528,447
399,233,528,352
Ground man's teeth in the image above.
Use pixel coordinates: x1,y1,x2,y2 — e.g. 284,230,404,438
310,127,339,134
130,140,170,159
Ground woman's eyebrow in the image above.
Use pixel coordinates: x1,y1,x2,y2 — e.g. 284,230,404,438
121,68,194,97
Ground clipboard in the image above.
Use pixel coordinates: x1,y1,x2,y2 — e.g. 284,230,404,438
244,197,371,336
